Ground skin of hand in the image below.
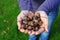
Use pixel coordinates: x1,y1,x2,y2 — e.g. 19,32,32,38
34,11,48,35
17,10,28,33
17,10,36,34
35,27,44,35
17,10,48,35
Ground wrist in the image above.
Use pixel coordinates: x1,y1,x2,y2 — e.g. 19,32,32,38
21,10,33,13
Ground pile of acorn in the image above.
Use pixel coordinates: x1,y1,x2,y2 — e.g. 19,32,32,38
21,13,43,31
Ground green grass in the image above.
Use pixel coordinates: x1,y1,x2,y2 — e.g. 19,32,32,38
0,0,60,40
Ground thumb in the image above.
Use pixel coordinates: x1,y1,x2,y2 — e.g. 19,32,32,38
17,22,22,30
45,26,48,32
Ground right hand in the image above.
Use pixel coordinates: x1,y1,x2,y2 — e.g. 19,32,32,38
34,11,48,35
17,10,29,33
17,10,35,34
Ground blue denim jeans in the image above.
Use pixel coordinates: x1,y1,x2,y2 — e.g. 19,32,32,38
29,11,58,40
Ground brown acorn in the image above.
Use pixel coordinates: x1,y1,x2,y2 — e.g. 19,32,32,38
33,25,40,31
34,27,39,31
38,21,43,26
22,24,26,30
27,16,33,21
28,21,34,26
35,13,40,18
33,23,39,31
22,24,28,30
28,25,33,31
22,20,28,24
33,20,38,24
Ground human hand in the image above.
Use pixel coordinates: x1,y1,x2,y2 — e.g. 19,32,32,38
34,11,48,35
17,10,28,33
17,10,35,34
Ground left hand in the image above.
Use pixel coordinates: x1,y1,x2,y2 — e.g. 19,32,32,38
35,11,48,35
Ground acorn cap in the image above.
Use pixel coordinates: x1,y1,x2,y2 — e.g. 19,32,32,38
28,21,34,26
22,20,28,24
35,13,40,18
28,25,33,31
33,27,39,31
33,20,38,23
22,24,28,30
27,16,33,21
38,21,43,26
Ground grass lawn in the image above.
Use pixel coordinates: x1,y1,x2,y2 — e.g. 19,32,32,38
0,0,60,40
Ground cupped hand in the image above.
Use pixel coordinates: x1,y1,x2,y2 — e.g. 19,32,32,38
34,11,48,35
17,10,35,34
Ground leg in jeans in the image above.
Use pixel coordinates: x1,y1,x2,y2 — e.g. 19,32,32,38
29,34,36,40
39,11,58,40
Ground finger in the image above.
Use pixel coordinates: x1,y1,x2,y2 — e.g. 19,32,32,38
28,30,32,35
41,24,48,32
35,31,40,35
35,28,44,35
17,22,22,30
45,26,48,32
24,30,28,33
17,14,22,22
17,14,22,30
40,23,48,32
17,21,26,33
20,29,25,32
28,11,34,17
44,23,48,32
29,30,35,35
40,24,44,28
39,27,44,33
